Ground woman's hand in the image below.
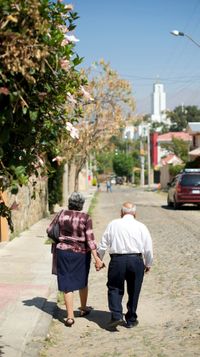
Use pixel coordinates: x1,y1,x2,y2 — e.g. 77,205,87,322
94,257,105,271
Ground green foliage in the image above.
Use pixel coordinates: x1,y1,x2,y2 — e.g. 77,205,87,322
169,164,185,177
113,153,133,178
111,135,141,169
91,177,97,186
161,137,189,163
150,121,170,134
133,171,140,185
87,192,98,217
0,0,85,222
0,201,13,232
167,105,200,131
96,151,113,174
0,1,82,186
48,161,65,212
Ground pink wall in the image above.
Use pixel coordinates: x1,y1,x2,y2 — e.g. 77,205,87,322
151,132,158,167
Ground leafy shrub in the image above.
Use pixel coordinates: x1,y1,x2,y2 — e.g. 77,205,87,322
91,177,97,186
169,164,185,177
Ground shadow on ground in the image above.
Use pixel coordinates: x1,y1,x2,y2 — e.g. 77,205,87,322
0,335,5,356
161,204,200,211
23,297,57,318
80,309,125,332
23,298,120,332
55,306,118,331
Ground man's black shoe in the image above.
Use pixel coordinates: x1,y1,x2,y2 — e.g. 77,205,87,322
126,319,139,328
108,318,124,328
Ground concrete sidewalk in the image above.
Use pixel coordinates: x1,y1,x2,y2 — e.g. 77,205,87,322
0,188,96,357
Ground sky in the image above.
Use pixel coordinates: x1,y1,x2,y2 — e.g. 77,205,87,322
67,0,200,115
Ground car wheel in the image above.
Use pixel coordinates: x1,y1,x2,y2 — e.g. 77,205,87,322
167,195,173,207
173,197,180,209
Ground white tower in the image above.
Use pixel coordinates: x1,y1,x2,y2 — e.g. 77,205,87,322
151,82,166,123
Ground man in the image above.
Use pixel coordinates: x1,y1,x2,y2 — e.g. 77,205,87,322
97,201,153,328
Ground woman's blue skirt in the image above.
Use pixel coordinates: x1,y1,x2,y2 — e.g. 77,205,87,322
56,249,91,292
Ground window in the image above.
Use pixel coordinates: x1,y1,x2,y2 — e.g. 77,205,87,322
180,174,200,187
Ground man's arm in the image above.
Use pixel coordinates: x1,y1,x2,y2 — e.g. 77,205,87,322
142,225,153,271
97,224,111,260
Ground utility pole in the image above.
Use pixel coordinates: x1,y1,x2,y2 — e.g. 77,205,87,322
147,125,151,188
140,140,145,186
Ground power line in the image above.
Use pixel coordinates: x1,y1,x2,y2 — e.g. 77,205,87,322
120,73,200,83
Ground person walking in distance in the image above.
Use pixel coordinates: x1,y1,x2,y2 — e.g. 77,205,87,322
106,180,112,192
97,201,153,328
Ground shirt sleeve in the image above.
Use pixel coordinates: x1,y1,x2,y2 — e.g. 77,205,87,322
97,223,111,260
142,225,153,267
85,216,97,250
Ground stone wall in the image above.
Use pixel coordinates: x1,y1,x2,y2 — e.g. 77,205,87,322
7,176,48,238
0,161,91,242
160,165,170,189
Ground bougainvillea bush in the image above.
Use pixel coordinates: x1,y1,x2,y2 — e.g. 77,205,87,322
0,0,85,225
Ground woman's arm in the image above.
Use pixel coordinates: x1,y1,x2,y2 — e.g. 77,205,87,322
91,249,105,271
85,215,105,270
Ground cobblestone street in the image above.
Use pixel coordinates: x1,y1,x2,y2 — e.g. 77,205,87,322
40,185,200,357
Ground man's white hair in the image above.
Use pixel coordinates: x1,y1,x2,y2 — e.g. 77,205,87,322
121,205,136,214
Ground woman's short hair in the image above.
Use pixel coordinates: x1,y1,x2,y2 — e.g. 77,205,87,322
68,192,85,211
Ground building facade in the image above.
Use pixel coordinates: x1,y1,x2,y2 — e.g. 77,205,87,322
151,82,167,123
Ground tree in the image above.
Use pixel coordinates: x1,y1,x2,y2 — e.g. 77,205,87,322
96,151,114,174
161,137,189,163
63,60,135,190
0,0,85,225
113,153,133,179
167,105,200,131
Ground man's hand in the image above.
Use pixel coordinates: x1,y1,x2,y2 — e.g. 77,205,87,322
94,257,105,271
144,266,151,273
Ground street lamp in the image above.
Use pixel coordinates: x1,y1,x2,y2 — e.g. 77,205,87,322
170,30,200,48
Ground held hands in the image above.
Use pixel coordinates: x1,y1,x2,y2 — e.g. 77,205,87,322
144,266,151,273
94,257,106,271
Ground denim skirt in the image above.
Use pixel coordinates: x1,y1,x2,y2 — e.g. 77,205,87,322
56,249,91,292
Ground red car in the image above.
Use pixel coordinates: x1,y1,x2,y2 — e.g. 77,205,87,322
167,169,200,209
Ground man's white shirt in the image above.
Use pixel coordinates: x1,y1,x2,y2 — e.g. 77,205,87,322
97,214,153,267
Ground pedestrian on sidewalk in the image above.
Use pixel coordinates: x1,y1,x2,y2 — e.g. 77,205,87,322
47,192,104,327
97,201,153,329
97,182,101,191
106,180,112,192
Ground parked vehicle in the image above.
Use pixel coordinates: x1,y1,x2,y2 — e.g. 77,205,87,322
110,177,116,185
167,169,200,209
116,176,124,185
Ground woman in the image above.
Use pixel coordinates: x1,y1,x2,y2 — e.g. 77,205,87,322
47,192,103,327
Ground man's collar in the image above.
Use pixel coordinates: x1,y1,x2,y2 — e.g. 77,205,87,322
122,213,135,219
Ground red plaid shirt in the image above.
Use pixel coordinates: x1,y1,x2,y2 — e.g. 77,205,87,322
47,210,97,253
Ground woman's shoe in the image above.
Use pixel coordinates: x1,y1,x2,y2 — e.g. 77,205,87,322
65,318,75,327
79,309,90,317
78,306,93,317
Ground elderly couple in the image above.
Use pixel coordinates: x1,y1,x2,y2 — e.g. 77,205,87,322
47,192,153,329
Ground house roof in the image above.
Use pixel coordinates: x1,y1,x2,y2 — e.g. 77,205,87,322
189,147,200,156
187,122,200,134
160,153,183,166
157,132,192,142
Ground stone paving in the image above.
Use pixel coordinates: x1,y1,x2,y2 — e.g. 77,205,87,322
40,185,200,357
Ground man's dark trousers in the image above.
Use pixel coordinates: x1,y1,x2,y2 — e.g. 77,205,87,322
107,254,144,323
